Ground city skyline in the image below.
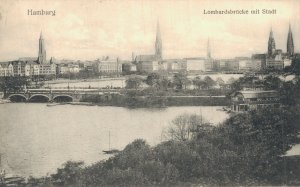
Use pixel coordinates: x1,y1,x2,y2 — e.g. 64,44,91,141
0,0,300,61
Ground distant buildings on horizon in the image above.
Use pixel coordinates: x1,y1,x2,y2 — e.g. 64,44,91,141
0,32,56,77
0,22,299,77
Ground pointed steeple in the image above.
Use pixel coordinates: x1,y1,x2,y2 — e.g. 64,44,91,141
287,23,294,57
40,30,43,39
207,38,211,59
38,31,46,64
155,20,162,59
268,27,276,57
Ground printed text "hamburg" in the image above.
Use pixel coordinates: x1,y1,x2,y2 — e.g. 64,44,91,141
27,9,56,16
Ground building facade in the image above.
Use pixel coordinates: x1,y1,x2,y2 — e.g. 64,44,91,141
56,63,80,74
185,58,206,72
0,63,13,77
161,59,187,72
95,57,122,74
136,55,159,72
231,90,280,112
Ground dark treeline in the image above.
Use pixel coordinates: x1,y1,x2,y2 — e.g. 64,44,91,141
0,76,30,95
82,73,300,107
125,73,228,92
80,90,230,108
27,106,300,187
229,74,300,105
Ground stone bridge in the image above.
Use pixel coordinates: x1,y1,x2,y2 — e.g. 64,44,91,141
6,88,122,103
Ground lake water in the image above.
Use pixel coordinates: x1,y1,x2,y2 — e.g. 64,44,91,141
0,104,228,178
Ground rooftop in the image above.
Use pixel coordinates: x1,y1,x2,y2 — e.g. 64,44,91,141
234,90,279,99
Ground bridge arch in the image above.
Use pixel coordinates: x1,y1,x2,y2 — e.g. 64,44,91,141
52,95,73,102
8,94,27,102
28,94,50,103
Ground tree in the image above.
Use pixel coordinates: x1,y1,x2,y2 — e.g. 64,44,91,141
173,73,191,90
227,77,236,84
229,75,260,93
125,75,144,90
218,107,300,183
145,73,160,87
153,141,196,181
203,76,216,89
159,76,171,91
51,161,84,186
279,80,298,106
0,76,30,95
145,73,170,91
165,114,209,142
216,77,225,87
291,55,300,75
193,76,205,90
263,75,282,90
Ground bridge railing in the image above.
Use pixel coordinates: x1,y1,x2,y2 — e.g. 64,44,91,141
42,86,123,90
7,88,123,95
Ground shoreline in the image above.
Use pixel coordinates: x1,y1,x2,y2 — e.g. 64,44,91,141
45,77,126,85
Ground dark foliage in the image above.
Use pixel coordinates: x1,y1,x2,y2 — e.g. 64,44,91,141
0,76,30,95
37,106,300,186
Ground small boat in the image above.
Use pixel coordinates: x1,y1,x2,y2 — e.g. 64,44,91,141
46,103,60,107
0,99,10,104
103,131,120,155
103,149,120,154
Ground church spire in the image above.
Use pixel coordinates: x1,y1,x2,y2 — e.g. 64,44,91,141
268,27,276,57
38,30,46,64
287,23,294,57
155,21,162,59
40,30,43,39
207,38,211,59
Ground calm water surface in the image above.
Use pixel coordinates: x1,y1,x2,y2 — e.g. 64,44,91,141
0,103,228,177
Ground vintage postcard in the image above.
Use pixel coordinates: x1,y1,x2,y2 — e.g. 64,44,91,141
0,0,300,186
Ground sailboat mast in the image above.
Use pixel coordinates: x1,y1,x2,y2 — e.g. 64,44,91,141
109,131,111,151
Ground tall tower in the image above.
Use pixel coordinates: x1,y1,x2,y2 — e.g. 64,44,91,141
38,31,47,64
287,23,294,57
207,38,211,59
155,21,162,60
268,28,276,57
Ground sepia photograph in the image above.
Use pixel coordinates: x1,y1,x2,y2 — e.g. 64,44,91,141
0,0,300,186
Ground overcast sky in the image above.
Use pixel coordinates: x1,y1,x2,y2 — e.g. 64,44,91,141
0,0,299,61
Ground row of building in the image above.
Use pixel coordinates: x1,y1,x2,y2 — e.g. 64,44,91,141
0,57,56,77
0,53,293,77
120,23,296,73
0,23,298,77
0,32,56,77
